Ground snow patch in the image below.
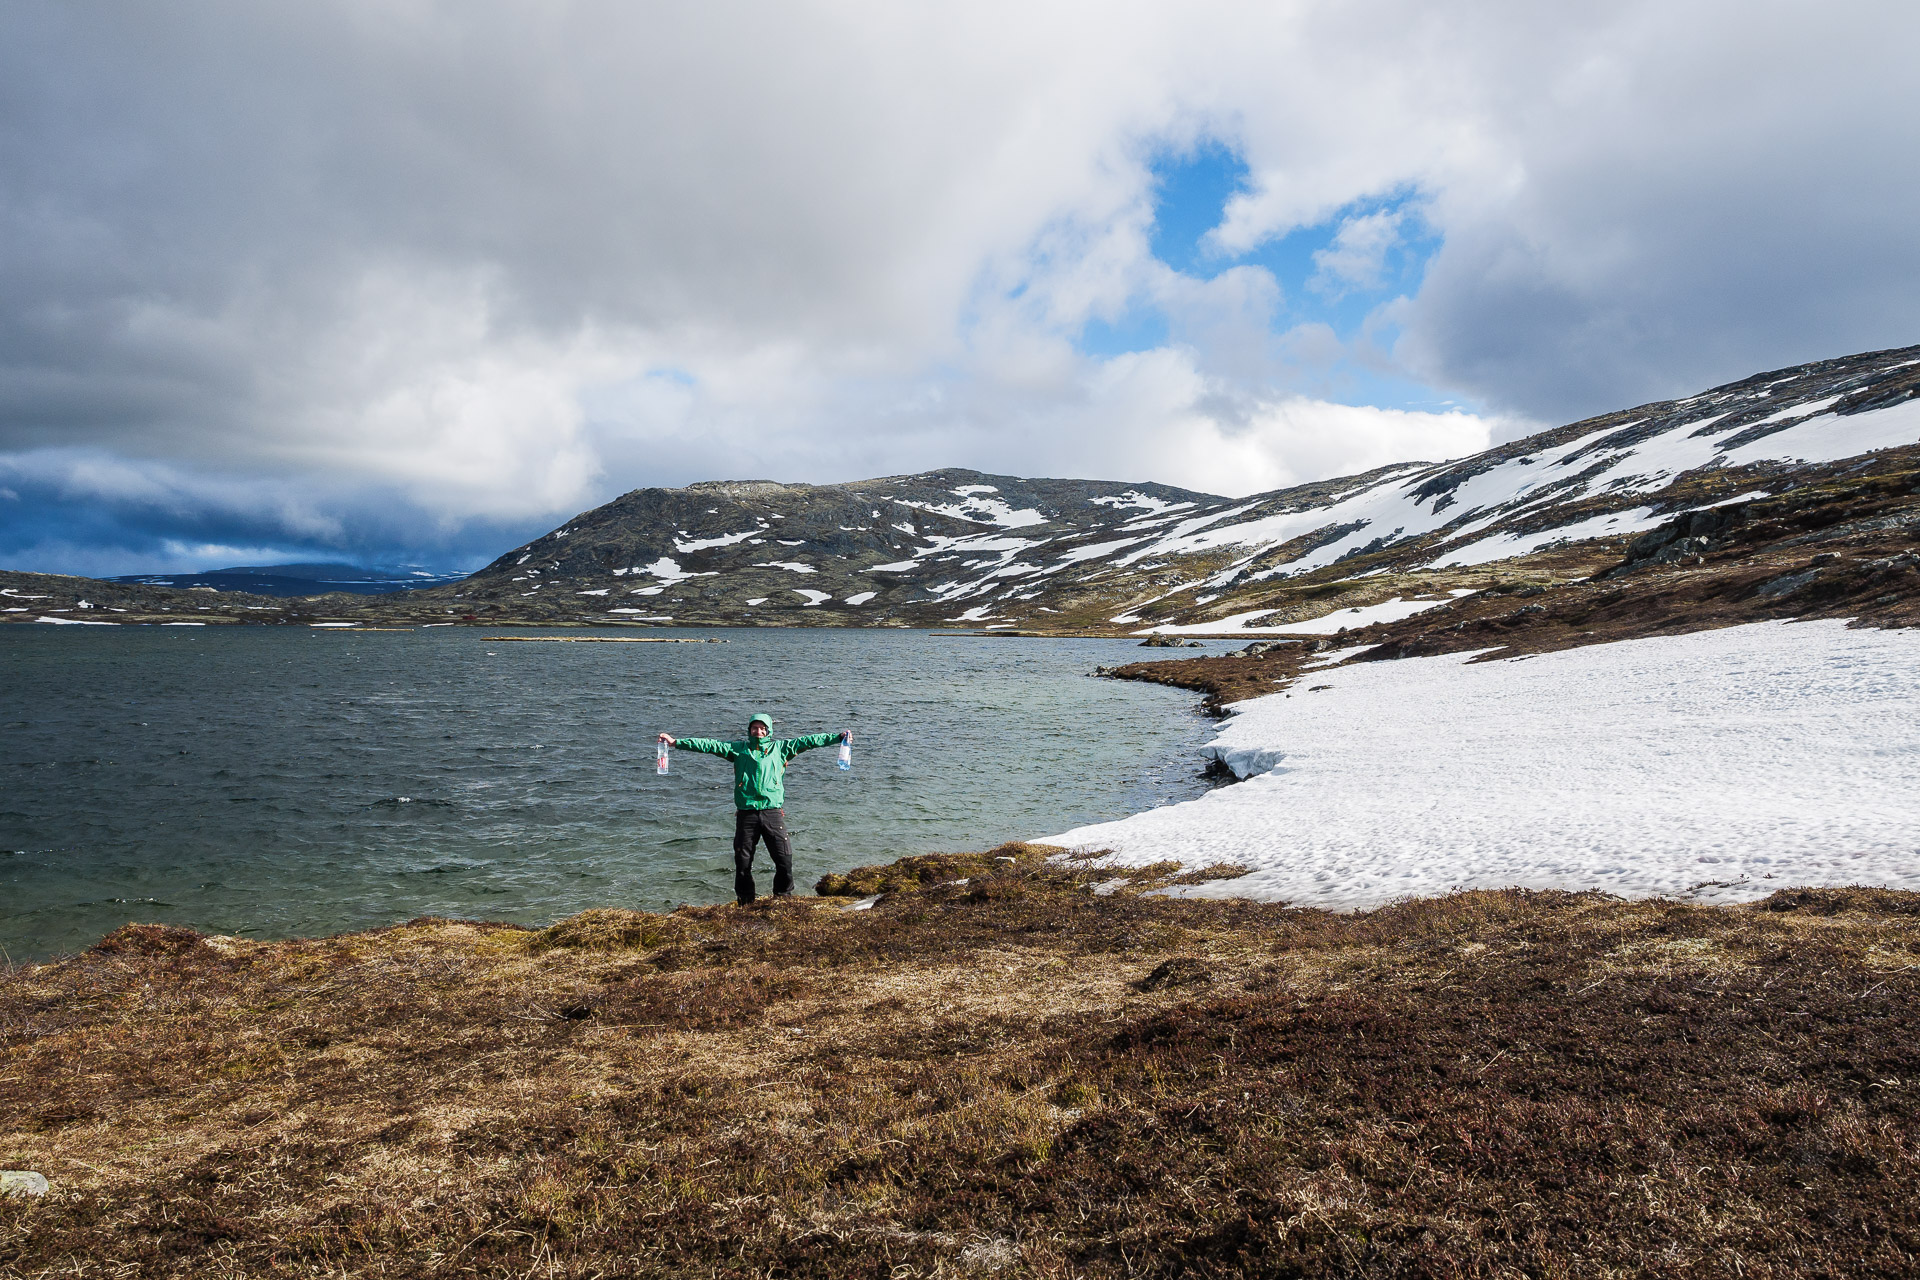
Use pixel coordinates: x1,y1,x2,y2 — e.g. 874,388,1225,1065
896,490,1048,528
1436,508,1663,568
674,528,762,552
1698,490,1772,509
1145,592,1474,636
636,557,717,584
1048,620,1920,909
1299,644,1379,669
1088,490,1196,516
1044,536,1147,572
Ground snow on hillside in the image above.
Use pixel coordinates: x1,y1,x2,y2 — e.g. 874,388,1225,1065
1142,590,1481,635
423,348,1914,628
889,483,1048,528
1046,620,1920,907
861,380,1920,625
1119,393,1920,609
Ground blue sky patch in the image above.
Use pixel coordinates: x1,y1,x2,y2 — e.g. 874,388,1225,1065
1079,139,1445,408
1079,306,1171,359
1147,140,1250,276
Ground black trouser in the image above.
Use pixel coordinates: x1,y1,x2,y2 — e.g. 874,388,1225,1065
733,807,793,903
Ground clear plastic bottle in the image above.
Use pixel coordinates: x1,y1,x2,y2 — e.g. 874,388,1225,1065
837,739,852,771
656,739,670,775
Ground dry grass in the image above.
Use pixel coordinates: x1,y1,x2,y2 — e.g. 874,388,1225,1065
4,852,1920,1277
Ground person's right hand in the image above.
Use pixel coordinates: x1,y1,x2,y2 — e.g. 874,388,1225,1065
658,732,675,745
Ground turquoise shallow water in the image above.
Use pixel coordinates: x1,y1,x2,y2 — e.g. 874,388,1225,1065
1,626,1221,958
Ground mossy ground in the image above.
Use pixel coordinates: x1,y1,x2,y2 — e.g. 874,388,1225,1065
4,851,1919,1276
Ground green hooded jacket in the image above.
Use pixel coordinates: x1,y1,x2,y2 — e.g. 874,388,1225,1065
672,717,840,811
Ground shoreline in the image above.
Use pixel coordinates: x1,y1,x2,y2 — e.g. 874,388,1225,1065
12,608,1920,956
2,625,1218,962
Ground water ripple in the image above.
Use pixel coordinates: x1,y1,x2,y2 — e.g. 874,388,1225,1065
1,625,1218,957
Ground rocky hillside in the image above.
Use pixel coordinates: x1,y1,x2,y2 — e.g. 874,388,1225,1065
414,342,1919,631
6,343,1916,630
421,470,1251,628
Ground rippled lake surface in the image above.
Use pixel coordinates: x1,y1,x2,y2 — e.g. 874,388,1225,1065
2,626,1220,958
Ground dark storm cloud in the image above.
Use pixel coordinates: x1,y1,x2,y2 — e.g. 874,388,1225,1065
0,450,551,577
1387,2,1920,427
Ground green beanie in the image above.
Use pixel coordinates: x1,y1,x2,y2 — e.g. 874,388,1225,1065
748,713,774,732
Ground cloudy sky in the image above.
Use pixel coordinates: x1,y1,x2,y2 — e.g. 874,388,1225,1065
3,1,1916,574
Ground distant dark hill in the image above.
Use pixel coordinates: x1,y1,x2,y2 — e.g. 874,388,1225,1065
109,562,465,598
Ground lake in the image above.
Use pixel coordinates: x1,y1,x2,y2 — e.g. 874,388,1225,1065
1,626,1220,958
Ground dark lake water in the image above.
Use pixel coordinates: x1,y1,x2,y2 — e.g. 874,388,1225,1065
2,626,1221,958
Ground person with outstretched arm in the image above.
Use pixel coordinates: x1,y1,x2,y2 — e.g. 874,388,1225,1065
658,713,849,905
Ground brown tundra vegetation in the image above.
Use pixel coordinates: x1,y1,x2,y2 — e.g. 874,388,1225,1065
4,846,1919,1278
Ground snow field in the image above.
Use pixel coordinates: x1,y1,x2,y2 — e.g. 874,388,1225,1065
1046,620,1920,908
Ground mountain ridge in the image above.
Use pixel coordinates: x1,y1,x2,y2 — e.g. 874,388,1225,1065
409,341,1919,630
5,342,1917,630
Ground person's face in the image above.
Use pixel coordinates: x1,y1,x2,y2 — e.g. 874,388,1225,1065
748,722,769,740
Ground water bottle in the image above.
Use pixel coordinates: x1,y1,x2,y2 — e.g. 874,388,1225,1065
656,739,670,775
837,738,852,771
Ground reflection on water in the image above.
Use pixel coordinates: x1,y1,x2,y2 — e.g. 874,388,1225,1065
2,626,1219,958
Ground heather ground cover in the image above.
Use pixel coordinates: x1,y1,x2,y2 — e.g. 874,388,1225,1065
4,848,1917,1277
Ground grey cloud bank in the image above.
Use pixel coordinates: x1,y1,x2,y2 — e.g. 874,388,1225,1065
2,1,1916,572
